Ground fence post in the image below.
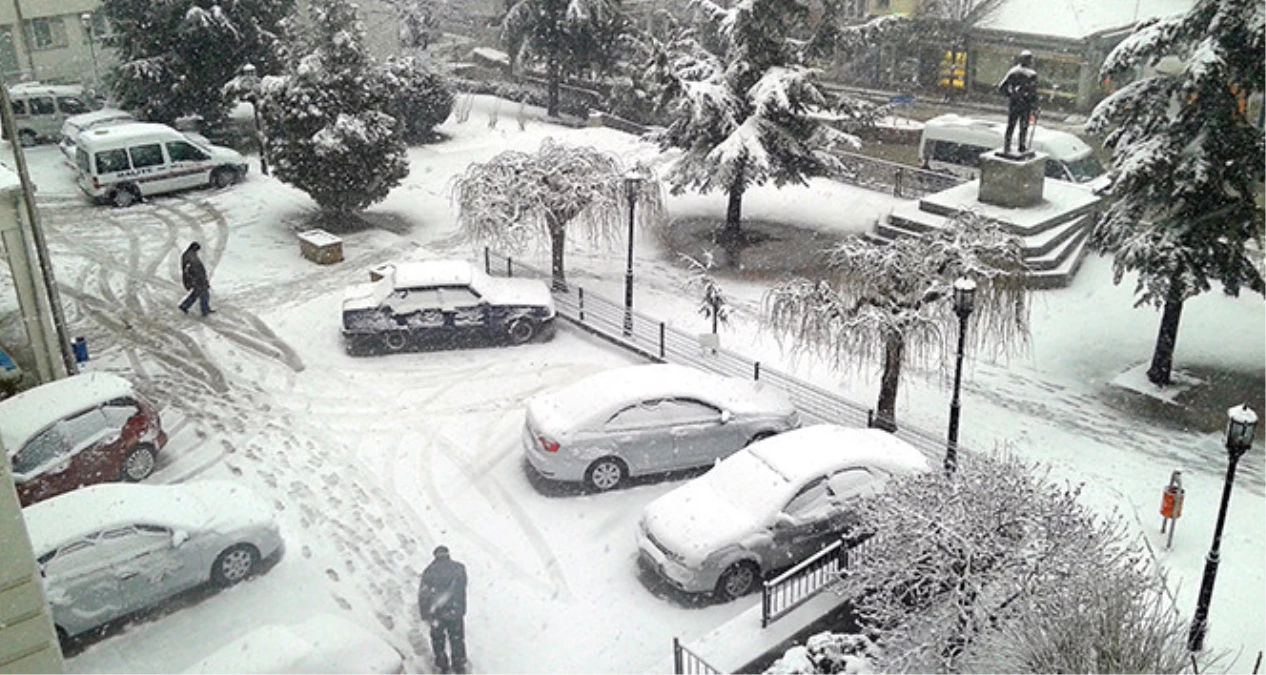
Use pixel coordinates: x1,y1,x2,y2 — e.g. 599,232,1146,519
484,247,490,274
673,637,682,675
754,361,761,381
506,256,513,277
659,322,666,360
761,582,771,629
867,409,874,428
894,168,904,198
578,287,585,322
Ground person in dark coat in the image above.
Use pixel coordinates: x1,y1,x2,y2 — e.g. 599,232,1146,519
997,50,1039,156
419,545,467,674
178,242,214,316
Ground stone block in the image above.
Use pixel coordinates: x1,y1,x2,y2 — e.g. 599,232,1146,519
978,151,1048,208
298,228,343,265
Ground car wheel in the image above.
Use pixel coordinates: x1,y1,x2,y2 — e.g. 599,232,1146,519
210,167,236,189
18,130,38,147
585,457,626,492
111,186,139,208
120,445,156,482
716,561,760,600
746,430,776,446
382,331,408,352
507,318,536,345
211,543,260,587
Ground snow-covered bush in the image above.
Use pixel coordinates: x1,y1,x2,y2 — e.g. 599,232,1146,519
764,632,881,674
832,451,1190,673
262,0,408,215
683,252,729,334
382,56,456,144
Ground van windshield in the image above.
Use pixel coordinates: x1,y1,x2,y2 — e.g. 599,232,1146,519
1065,155,1105,183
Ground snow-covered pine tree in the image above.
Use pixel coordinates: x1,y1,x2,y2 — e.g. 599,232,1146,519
1086,0,1264,386
643,0,896,258
381,56,455,144
451,139,665,291
261,0,408,215
501,0,627,118
102,0,291,133
762,212,1028,431
831,452,1189,673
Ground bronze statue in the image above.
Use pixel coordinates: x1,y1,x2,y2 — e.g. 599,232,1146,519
997,50,1039,156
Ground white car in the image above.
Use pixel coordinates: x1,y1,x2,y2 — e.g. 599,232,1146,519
524,363,800,491
637,425,929,599
185,614,404,674
59,108,136,163
23,481,284,641
342,260,556,354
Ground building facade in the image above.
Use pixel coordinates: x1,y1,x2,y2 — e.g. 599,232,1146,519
0,0,110,88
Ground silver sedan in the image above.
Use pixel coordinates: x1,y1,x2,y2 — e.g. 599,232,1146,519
523,363,800,491
23,481,284,641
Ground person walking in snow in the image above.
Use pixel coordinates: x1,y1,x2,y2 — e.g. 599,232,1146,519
419,545,467,674
997,49,1039,156
178,242,214,316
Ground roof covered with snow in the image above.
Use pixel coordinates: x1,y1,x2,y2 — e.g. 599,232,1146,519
745,425,930,483
391,260,478,289
0,372,133,452
977,0,1194,40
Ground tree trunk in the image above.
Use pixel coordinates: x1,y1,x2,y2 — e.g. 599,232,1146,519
718,173,745,268
874,334,903,431
547,53,561,118
1146,275,1185,386
549,218,567,292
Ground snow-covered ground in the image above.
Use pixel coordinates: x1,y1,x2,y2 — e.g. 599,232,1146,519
1,94,1262,673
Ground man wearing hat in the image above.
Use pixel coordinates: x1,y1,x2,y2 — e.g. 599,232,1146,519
997,49,1040,156
419,545,468,673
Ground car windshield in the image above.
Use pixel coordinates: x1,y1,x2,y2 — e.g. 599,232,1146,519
1065,155,1105,183
703,450,790,520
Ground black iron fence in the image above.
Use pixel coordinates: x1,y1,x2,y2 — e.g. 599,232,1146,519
672,637,722,675
828,148,966,200
761,535,876,628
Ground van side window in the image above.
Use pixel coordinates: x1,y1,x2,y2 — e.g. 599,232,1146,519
11,99,26,115
96,149,131,174
930,140,984,168
129,143,166,169
57,97,89,115
29,97,55,115
167,141,209,162
1044,161,1070,181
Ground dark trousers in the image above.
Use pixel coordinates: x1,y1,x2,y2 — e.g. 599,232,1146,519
179,288,212,315
1004,105,1032,154
430,616,466,672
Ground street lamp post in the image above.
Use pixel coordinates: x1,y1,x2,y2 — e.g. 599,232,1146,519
240,63,268,176
944,277,976,474
622,169,643,337
1187,404,1258,652
80,13,99,86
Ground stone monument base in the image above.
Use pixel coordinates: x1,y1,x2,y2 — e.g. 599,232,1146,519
978,150,1048,208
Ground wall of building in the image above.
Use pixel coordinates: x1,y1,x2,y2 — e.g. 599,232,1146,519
0,0,111,87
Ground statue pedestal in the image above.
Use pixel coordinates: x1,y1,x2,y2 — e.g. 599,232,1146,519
978,150,1048,208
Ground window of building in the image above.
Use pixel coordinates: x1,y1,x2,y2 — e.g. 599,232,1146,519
26,16,69,51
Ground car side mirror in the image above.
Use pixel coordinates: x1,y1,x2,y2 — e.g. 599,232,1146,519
720,410,732,424
50,460,72,474
171,530,189,548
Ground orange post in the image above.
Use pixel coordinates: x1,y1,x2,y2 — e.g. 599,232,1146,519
1159,470,1185,549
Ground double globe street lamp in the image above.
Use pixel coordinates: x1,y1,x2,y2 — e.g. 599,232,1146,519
622,168,644,337
1187,404,1258,652
944,277,976,474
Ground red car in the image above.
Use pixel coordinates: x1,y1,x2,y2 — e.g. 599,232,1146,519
2,372,167,506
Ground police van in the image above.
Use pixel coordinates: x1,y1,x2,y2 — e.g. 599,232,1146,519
919,114,1107,188
5,83,95,146
73,122,248,207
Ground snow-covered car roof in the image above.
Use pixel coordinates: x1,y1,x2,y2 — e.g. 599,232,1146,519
60,108,135,135
22,481,273,557
184,614,404,674
0,371,134,453
528,363,796,431
745,425,930,483
390,260,478,289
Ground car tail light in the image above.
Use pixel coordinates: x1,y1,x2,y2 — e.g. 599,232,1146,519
537,435,559,453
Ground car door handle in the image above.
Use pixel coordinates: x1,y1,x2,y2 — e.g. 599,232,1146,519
118,571,138,580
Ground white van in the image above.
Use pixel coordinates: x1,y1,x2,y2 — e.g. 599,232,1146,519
73,122,249,207
919,114,1106,187
59,108,136,163
5,83,95,146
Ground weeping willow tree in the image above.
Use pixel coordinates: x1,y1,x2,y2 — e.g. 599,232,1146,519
451,137,665,290
762,212,1029,431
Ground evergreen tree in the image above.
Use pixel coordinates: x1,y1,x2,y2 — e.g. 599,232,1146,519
1086,0,1264,385
643,0,896,255
260,0,409,215
102,0,292,132
501,0,626,117
382,56,456,144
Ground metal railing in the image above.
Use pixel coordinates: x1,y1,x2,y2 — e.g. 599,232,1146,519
828,148,967,200
673,637,722,675
761,534,876,628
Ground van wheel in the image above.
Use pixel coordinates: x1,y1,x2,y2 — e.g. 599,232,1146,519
507,318,536,344
211,167,236,189
17,130,38,147
111,186,139,208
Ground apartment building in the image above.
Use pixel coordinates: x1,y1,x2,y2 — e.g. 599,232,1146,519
0,0,110,88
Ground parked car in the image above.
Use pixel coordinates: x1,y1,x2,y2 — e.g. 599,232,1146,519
4,82,95,146
185,614,405,674
22,481,284,642
59,108,137,163
341,260,556,354
523,363,800,491
919,113,1108,189
636,425,929,600
1,372,167,506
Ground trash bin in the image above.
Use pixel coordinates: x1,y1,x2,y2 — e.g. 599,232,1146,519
72,337,89,363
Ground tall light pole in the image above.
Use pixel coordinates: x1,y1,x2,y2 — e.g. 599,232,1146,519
80,13,99,86
622,169,643,337
1187,404,1258,652
944,277,975,474
240,63,268,176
